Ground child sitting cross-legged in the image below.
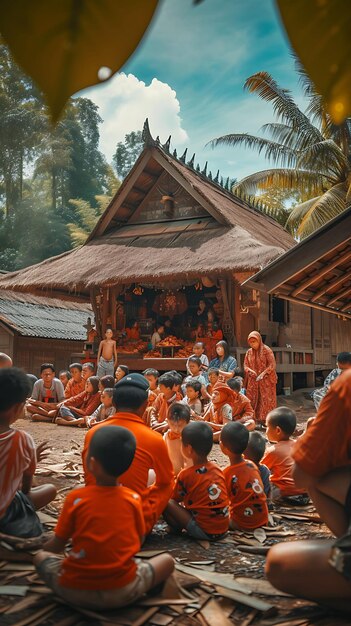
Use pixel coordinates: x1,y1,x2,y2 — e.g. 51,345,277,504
0,368,56,538
227,377,255,431
245,431,271,501
86,388,115,428
220,422,268,530
262,407,309,503
163,421,229,541
56,376,101,427
182,381,203,418
150,372,180,432
34,426,174,610
64,363,85,399
164,402,191,476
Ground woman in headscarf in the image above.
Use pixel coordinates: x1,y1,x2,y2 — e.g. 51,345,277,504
208,340,237,382
203,384,233,441
244,331,277,425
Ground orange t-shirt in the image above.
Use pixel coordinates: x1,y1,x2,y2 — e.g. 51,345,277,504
172,461,229,535
64,378,86,399
150,392,182,426
0,429,36,518
223,460,268,529
293,370,351,478
55,485,144,590
82,412,174,533
262,439,305,496
230,394,255,421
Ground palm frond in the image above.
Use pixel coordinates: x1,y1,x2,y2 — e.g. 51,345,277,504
233,168,326,198
297,139,348,180
286,196,322,230
244,72,323,143
239,193,289,226
208,133,296,167
296,183,347,238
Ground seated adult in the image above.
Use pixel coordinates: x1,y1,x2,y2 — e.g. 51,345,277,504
265,370,351,611
208,340,237,382
312,351,351,409
27,364,65,422
82,373,174,534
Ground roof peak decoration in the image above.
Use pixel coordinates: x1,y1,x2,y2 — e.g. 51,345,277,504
141,118,237,197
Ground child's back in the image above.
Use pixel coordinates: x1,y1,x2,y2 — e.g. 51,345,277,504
262,439,304,496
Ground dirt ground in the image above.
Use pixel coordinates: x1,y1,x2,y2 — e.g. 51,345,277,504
1,392,349,625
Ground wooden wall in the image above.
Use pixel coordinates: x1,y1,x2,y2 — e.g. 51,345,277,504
257,293,312,349
0,322,14,357
13,335,85,376
330,315,351,357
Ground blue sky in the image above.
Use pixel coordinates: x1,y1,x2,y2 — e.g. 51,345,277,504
83,0,307,181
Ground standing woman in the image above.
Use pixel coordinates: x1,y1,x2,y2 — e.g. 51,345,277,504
208,340,237,381
244,331,277,425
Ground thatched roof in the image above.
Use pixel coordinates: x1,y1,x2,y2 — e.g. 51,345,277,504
0,122,295,297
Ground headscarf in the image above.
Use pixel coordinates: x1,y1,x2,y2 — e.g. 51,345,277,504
212,384,235,409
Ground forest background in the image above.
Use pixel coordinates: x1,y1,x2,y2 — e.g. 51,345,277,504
0,44,143,272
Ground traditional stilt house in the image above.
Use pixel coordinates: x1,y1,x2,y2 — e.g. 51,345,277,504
0,120,349,390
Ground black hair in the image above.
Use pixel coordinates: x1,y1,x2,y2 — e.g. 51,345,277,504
88,425,136,477
87,376,100,395
188,356,202,368
26,373,38,392
158,373,176,389
337,352,351,364
194,341,205,350
182,421,213,456
216,340,230,360
0,368,31,413
227,377,242,393
113,385,148,411
100,375,115,389
185,380,202,395
143,368,159,378
82,362,95,371
101,387,114,399
169,402,191,423
69,362,83,372
40,363,55,373
59,370,71,380
167,370,183,386
267,407,296,436
221,422,249,454
207,367,219,376
234,366,245,378
245,431,266,464
117,365,129,376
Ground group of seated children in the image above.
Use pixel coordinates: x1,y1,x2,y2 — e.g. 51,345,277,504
0,360,315,612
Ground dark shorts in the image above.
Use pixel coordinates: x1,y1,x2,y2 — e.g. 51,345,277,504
0,491,42,538
186,517,227,541
329,480,351,581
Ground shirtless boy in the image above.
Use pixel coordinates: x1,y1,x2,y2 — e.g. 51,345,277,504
97,329,117,378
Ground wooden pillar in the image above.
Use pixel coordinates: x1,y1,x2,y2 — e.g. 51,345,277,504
233,282,242,347
219,278,237,347
109,285,122,333
102,287,110,332
90,287,102,339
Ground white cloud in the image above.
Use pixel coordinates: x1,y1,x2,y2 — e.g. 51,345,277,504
82,73,188,161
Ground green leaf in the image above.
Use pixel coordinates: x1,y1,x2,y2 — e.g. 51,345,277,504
277,0,351,123
0,0,159,121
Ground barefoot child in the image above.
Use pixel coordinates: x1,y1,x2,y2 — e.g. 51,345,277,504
164,403,191,475
27,364,65,422
263,407,308,502
86,388,115,428
34,426,174,610
56,377,101,427
164,421,229,540
97,329,117,378
220,422,268,530
0,368,56,537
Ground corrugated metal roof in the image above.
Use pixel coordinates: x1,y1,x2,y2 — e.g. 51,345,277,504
0,297,91,340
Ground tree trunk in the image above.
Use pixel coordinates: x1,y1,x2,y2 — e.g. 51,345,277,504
52,170,57,210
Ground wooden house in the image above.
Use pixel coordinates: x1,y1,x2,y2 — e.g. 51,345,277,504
0,289,91,375
0,120,350,390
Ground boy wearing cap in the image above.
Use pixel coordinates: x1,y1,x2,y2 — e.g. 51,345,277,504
82,373,174,534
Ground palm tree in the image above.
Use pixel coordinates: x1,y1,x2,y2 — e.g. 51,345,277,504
209,69,351,238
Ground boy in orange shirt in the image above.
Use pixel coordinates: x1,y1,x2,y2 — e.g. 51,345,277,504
220,422,268,530
164,403,191,476
263,407,308,502
64,363,85,399
150,372,181,432
164,421,229,541
227,377,255,430
35,426,174,610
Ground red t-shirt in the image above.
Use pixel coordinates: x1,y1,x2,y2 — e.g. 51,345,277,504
82,412,174,533
223,459,268,529
172,461,229,535
293,369,351,477
263,439,305,496
55,485,144,590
